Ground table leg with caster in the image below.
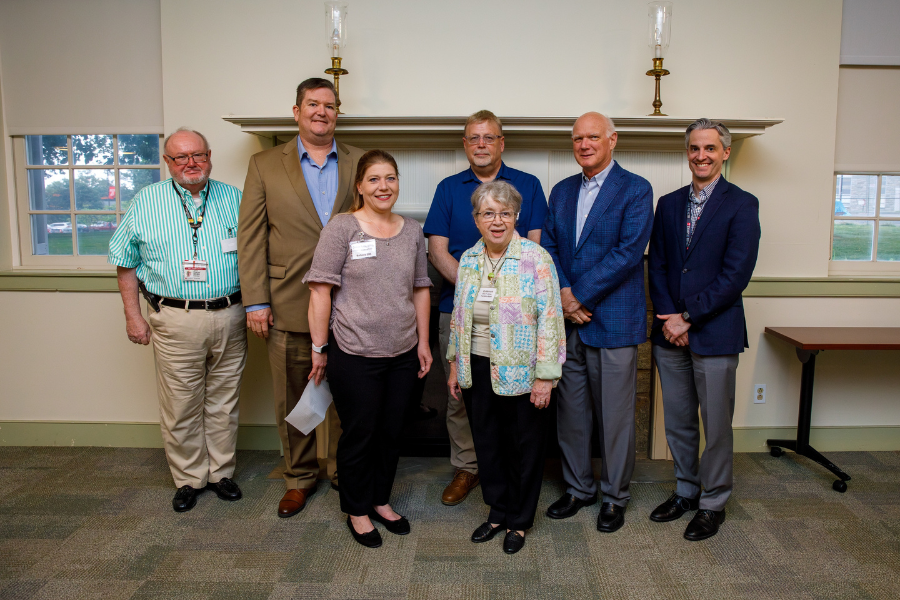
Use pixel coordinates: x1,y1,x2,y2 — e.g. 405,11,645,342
766,349,852,492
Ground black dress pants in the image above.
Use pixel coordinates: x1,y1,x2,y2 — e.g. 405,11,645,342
462,354,549,531
327,336,419,516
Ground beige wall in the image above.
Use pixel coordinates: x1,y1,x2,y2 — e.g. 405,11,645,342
161,0,842,278
4,0,900,447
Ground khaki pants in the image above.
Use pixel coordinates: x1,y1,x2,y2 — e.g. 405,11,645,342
439,312,477,474
266,328,340,490
148,303,247,489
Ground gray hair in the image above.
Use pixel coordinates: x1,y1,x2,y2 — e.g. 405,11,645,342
685,118,731,149
164,127,210,154
471,180,522,217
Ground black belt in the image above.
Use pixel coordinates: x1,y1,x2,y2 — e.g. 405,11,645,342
158,291,242,311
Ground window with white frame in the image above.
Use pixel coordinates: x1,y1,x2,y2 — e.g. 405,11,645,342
832,173,900,263
14,134,163,267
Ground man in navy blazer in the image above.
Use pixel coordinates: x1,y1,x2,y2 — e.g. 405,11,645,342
647,119,760,541
542,112,654,533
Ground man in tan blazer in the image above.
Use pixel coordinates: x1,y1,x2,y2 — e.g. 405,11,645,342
238,78,365,517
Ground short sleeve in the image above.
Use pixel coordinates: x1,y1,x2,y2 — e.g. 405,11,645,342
524,177,549,232
107,200,141,268
423,181,451,238
302,216,349,287
413,222,432,288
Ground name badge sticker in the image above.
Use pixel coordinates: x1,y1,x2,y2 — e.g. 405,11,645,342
182,259,208,282
350,239,377,260
476,288,496,302
221,238,237,253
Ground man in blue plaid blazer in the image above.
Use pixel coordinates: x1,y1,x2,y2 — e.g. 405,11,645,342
542,112,654,533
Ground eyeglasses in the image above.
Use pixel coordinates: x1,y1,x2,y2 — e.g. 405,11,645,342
464,134,501,145
476,211,516,222
165,152,209,166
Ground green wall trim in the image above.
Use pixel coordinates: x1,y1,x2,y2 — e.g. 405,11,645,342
744,277,900,297
0,270,118,292
1,421,897,452
0,421,282,450
733,426,900,452
2,270,899,296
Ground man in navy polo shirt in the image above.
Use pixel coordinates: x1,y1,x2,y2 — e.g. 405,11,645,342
424,109,548,506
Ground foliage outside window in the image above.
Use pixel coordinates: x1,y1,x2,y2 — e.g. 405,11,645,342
19,134,161,262
832,173,900,263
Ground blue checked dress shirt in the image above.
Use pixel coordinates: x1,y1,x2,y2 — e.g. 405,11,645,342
686,176,720,249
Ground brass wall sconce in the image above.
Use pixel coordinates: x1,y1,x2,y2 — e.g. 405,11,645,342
646,1,672,116
324,1,349,114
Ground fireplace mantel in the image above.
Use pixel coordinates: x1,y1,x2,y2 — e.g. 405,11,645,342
223,115,782,151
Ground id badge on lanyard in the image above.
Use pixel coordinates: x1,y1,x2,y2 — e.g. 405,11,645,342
183,259,208,281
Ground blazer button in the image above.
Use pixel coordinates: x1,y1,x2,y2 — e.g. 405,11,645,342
682,268,688,273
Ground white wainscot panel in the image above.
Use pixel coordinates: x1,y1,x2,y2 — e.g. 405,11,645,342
384,149,457,220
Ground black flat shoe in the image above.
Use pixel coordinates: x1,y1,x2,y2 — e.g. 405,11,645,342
596,502,626,533
546,493,598,519
649,492,699,522
684,509,725,541
369,510,411,535
172,485,203,512
206,477,242,501
347,516,383,548
503,530,526,554
471,522,505,543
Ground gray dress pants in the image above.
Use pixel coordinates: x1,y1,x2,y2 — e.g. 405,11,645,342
557,329,638,506
652,345,739,511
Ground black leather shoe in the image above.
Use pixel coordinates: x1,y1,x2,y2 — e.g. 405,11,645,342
503,530,526,554
546,493,598,519
596,502,626,533
684,509,725,541
172,485,202,512
471,522,505,543
649,492,699,522
206,478,242,501
369,510,411,535
347,516,383,548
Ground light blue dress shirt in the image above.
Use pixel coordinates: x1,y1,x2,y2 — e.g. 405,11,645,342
298,137,339,226
575,159,616,243
246,138,340,314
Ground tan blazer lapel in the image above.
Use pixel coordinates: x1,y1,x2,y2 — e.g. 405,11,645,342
282,135,323,229
334,139,355,214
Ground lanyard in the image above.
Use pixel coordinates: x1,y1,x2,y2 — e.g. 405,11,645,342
173,180,207,259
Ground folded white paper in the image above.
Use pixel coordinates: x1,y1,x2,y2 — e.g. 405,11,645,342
285,379,333,435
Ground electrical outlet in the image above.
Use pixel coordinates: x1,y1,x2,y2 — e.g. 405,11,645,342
754,384,766,404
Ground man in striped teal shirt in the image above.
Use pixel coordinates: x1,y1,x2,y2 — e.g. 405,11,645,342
109,127,247,513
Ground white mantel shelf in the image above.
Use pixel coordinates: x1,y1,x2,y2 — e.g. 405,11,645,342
222,115,783,151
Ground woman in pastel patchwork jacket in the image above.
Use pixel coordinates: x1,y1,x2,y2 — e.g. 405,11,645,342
446,180,566,555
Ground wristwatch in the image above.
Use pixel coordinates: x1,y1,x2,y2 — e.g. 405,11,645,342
312,342,329,354
682,311,691,322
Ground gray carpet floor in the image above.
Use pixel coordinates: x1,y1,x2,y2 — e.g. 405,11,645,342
1,447,898,599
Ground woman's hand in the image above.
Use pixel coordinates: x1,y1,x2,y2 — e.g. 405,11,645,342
418,343,433,379
447,361,461,400
309,350,327,386
530,379,553,409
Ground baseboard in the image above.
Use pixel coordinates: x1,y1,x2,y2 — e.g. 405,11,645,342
1,421,899,453
0,421,282,450
732,426,900,452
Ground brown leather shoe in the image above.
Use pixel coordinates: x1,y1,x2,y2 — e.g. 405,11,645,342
441,470,479,506
278,487,316,518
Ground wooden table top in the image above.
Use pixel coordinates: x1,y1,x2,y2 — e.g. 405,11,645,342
765,327,900,350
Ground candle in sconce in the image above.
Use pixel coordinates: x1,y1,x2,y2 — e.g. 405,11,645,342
648,2,672,60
